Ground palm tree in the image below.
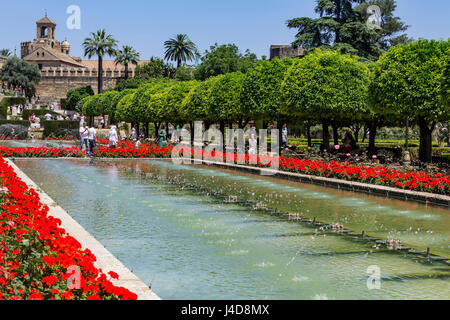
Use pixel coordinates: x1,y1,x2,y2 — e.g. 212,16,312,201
114,45,140,80
164,34,199,69
0,49,11,57
83,29,118,94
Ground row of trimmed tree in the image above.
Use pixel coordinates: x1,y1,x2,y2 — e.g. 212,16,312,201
80,39,450,163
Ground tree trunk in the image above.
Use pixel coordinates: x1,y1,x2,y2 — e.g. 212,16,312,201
307,125,312,148
153,122,160,139
368,122,377,158
125,64,129,80
321,120,330,152
418,116,435,163
190,121,195,145
332,123,339,146
98,56,103,94
353,125,361,143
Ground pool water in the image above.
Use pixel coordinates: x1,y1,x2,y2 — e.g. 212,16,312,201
16,159,450,300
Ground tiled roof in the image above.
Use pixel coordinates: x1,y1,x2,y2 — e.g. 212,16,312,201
23,47,85,68
80,60,149,70
36,16,56,25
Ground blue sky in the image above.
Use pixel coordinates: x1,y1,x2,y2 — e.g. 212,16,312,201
1,0,449,61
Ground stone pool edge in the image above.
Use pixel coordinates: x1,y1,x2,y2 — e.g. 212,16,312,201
9,157,450,208
5,158,161,301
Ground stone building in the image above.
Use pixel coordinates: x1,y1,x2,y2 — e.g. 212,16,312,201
19,15,147,105
0,55,7,69
269,45,305,60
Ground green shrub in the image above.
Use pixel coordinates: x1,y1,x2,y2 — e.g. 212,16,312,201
43,121,80,138
65,86,94,110
0,120,30,126
0,97,27,119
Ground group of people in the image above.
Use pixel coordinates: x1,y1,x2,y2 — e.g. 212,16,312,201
79,124,98,156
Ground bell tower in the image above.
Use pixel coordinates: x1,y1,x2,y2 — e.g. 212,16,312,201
36,13,56,45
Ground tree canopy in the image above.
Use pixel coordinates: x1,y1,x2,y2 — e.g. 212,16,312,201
65,86,94,111
282,49,370,147
287,0,411,60
195,44,257,81
135,57,175,80
241,58,294,121
369,39,450,162
0,57,41,100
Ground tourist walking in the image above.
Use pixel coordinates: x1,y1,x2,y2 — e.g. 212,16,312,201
108,126,118,148
158,125,168,147
87,125,97,156
98,114,105,129
130,125,138,141
79,124,89,151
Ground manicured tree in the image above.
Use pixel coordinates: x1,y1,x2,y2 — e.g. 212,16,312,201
242,58,294,121
281,49,370,151
160,81,198,139
369,39,450,163
114,45,140,80
181,76,221,128
80,95,102,126
113,89,137,123
443,49,450,108
147,87,172,136
209,72,247,128
241,58,295,147
83,29,118,94
115,93,135,125
131,79,174,136
99,90,119,124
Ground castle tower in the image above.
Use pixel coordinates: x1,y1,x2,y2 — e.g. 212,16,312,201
36,14,57,47
61,39,70,55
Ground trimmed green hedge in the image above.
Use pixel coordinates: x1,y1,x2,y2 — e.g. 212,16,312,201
0,97,27,119
0,120,30,127
43,121,80,138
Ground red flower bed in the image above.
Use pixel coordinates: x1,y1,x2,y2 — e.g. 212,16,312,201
0,156,137,300
0,146,84,158
0,142,448,195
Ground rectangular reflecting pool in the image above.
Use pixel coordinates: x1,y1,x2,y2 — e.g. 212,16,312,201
16,159,450,300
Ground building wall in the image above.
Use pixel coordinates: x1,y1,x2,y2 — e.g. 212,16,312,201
35,76,119,104
270,45,305,60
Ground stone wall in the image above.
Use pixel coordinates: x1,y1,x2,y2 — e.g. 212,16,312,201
270,45,305,60
35,66,133,105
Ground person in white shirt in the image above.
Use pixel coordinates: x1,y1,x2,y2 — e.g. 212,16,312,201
108,126,118,148
44,113,52,121
87,126,97,156
79,124,89,151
